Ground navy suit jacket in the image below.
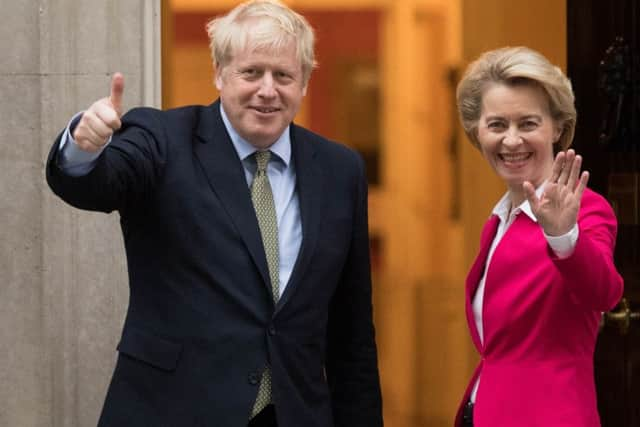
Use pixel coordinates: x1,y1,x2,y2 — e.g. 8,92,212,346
46,101,383,427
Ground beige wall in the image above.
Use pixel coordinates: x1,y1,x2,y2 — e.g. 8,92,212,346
378,2,466,425
460,0,567,283
0,1,160,426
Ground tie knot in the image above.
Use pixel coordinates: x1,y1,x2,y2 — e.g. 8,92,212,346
254,151,271,172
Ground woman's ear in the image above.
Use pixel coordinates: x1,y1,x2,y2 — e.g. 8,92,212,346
553,123,563,145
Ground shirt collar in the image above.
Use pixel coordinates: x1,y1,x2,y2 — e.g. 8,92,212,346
219,103,291,166
492,181,547,223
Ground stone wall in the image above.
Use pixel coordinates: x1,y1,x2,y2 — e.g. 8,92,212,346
0,1,160,425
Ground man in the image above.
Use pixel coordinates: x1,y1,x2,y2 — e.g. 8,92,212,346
45,1,383,426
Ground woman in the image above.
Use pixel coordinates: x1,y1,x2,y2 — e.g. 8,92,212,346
454,46,624,427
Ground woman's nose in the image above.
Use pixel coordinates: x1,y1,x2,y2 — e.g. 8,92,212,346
503,129,522,146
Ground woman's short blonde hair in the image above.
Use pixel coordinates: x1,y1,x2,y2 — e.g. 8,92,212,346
206,0,317,85
456,46,576,151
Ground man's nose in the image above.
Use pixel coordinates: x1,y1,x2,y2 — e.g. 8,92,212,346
257,73,276,97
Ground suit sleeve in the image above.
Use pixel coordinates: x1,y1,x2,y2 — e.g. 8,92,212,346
46,107,167,214
553,190,624,311
325,153,383,427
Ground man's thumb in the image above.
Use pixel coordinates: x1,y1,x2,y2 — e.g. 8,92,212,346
110,72,125,116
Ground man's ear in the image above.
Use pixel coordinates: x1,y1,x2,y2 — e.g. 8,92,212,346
215,66,224,91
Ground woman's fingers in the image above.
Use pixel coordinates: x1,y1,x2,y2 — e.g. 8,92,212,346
566,154,582,190
523,181,539,212
554,149,586,194
557,149,575,185
575,171,590,201
550,151,565,183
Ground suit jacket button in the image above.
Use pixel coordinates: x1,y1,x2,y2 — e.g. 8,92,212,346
248,372,260,385
268,325,276,336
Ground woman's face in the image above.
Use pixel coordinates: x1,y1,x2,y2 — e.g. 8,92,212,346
476,82,562,194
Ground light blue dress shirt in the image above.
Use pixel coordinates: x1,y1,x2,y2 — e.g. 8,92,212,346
58,105,302,296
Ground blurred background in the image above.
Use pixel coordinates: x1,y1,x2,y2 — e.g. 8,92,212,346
161,0,566,425
6,0,639,426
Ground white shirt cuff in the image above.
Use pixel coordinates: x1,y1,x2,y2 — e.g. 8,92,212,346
545,223,579,259
58,111,110,176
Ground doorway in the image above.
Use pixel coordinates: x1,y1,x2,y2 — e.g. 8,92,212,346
567,0,640,425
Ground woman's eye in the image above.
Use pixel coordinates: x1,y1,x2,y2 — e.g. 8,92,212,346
521,121,537,130
488,122,505,130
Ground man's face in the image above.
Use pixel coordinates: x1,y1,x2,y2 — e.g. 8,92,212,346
216,40,307,149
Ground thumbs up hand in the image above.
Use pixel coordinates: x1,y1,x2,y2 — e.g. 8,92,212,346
72,73,125,152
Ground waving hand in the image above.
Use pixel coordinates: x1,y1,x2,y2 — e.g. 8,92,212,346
523,149,590,236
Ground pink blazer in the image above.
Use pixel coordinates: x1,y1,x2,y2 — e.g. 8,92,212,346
455,188,624,427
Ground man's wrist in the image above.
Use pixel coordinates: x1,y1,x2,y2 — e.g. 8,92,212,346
57,111,107,176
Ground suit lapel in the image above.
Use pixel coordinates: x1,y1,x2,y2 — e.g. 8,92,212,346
465,214,500,350
193,101,271,291
276,125,323,312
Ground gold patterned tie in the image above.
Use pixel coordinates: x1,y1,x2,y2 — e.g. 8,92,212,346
249,150,280,418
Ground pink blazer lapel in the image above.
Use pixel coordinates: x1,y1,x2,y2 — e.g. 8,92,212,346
465,214,500,350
